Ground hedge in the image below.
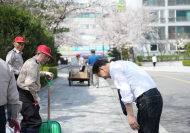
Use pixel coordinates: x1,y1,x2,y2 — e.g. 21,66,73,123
137,55,188,62
40,66,58,85
134,62,142,66
42,63,58,67
0,5,55,61
182,60,190,66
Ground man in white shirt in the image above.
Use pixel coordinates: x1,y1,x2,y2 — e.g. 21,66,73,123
92,60,163,133
152,55,157,68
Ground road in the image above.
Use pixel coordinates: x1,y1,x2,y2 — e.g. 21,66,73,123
147,71,190,133
108,71,190,133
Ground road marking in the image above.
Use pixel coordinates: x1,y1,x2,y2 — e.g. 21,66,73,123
152,75,190,84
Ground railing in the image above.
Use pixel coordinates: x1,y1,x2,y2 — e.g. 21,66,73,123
143,1,165,6
168,33,190,39
151,18,166,23
169,17,190,22
146,34,166,40
168,0,190,6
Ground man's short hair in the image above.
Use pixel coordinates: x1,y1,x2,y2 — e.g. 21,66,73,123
91,49,95,53
92,60,109,74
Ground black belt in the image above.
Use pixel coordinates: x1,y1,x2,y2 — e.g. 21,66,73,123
136,88,157,101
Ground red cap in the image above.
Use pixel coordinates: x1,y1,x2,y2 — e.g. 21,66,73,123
15,36,26,43
76,54,80,57
37,45,54,59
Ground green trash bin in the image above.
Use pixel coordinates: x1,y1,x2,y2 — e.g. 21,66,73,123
39,76,62,133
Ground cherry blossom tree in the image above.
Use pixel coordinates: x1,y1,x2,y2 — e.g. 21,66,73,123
95,5,157,61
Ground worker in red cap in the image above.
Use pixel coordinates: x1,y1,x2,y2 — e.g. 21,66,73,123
76,54,86,83
17,45,54,133
6,36,26,127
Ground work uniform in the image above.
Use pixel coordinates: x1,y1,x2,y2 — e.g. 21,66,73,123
6,48,23,124
110,61,163,133
17,56,46,129
0,58,22,133
78,57,85,72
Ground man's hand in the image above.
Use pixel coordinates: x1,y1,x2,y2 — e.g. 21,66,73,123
128,115,140,130
33,97,40,106
46,72,54,80
10,119,20,133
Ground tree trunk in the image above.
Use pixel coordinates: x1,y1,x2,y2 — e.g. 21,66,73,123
120,50,123,60
130,47,136,62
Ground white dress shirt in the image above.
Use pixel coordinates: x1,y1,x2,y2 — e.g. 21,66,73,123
152,56,157,62
110,61,156,105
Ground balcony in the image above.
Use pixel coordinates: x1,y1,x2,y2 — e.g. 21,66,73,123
168,33,190,39
146,34,166,40
168,0,190,6
169,17,190,22
151,18,166,23
143,1,165,6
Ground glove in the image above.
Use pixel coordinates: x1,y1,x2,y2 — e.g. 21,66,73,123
79,67,82,71
33,97,40,106
46,72,54,80
10,119,20,133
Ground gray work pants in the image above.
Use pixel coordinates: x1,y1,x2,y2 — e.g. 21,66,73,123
90,66,99,86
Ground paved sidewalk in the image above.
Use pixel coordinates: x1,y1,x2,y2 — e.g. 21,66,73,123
141,66,190,73
34,68,168,133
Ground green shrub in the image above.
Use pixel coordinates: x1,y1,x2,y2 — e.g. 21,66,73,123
43,63,58,67
40,66,58,85
183,60,190,66
134,62,142,66
0,5,55,61
137,56,144,62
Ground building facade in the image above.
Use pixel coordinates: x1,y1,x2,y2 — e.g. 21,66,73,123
56,1,111,60
127,0,190,56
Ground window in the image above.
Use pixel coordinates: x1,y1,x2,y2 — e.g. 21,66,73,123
151,10,165,23
169,10,175,22
168,26,190,39
143,0,165,6
158,27,165,39
151,44,158,51
176,10,190,21
168,0,190,6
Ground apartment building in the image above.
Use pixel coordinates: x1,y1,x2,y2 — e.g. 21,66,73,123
127,0,190,56
56,1,111,60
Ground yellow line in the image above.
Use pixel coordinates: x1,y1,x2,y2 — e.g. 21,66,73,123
151,75,190,84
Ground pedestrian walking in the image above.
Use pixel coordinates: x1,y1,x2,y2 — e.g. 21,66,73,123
17,45,54,133
6,36,26,126
152,55,157,68
93,60,163,133
0,58,22,133
88,49,99,88
58,60,61,68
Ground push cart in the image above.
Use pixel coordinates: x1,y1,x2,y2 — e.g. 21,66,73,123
67,64,90,86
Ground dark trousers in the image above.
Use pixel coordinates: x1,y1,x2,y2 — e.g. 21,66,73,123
7,75,19,124
19,89,42,129
0,105,6,133
79,66,85,72
153,62,156,67
136,88,163,133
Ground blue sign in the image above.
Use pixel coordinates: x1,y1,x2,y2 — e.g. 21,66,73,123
82,47,90,51
96,46,103,51
104,46,110,50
